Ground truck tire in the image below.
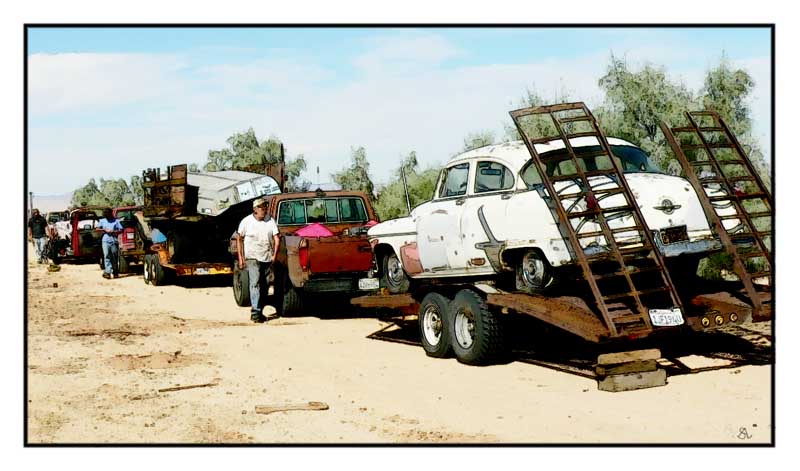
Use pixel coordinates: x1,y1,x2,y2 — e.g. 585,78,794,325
448,289,506,366
143,254,152,284
233,263,251,307
418,292,452,358
151,254,169,286
381,252,411,294
275,268,303,317
117,253,129,274
515,249,552,294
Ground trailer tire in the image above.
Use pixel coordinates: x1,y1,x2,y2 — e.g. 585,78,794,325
143,254,152,284
449,289,506,366
151,254,169,286
381,252,411,294
233,263,251,307
419,292,452,358
275,268,303,317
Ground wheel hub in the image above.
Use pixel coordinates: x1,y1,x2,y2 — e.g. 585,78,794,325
387,256,404,284
422,305,443,346
521,252,545,288
454,308,475,349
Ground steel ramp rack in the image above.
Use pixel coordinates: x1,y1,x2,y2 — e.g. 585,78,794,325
660,111,772,320
509,102,683,338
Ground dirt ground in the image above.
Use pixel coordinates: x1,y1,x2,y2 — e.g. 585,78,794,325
25,246,773,444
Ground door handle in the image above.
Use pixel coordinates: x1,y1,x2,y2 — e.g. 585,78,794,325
501,193,512,200
455,199,466,206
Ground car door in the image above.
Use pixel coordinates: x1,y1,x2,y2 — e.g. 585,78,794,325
415,162,471,273
460,160,517,273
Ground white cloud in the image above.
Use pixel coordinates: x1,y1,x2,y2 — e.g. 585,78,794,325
352,33,465,75
28,53,186,116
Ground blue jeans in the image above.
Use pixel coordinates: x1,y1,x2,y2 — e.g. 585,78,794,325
246,259,271,317
33,237,46,261
102,239,119,274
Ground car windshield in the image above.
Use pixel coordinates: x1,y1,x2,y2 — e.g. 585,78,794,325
520,144,660,188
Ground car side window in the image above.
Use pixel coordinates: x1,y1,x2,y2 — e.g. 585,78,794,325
475,161,515,193
339,198,367,222
438,163,470,198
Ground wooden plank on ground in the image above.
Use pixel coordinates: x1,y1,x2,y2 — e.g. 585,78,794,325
254,401,329,415
596,359,657,377
597,348,661,365
598,369,667,392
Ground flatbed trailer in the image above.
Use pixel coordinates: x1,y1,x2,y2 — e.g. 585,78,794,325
353,104,772,375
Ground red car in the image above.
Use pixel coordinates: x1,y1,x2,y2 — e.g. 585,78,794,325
112,205,149,274
48,206,109,264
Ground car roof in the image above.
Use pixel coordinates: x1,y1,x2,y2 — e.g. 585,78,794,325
447,137,639,172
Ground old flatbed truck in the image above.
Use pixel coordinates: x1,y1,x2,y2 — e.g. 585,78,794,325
352,104,772,379
140,153,286,286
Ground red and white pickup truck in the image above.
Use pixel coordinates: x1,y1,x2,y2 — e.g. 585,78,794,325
232,190,380,316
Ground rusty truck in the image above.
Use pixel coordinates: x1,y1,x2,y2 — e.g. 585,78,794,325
353,103,772,366
230,189,380,316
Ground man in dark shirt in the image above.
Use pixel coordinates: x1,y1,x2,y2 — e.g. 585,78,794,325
27,208,48,264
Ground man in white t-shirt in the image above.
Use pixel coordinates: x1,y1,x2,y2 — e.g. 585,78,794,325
235,197,281,323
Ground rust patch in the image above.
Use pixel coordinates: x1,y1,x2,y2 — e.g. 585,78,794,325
399,242,423,275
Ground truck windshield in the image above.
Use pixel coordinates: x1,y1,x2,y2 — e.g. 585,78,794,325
521,144,660,188
278,197,367,225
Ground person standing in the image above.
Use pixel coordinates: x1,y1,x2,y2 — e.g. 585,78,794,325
27,208,48,264
97,208,123,279
235,197,280,323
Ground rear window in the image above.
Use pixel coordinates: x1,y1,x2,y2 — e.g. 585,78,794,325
278,197,367,225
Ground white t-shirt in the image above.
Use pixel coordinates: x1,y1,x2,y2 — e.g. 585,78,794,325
237,214,279,263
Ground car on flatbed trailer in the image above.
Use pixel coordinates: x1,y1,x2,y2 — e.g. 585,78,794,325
231,190,380,316
355,102,772,366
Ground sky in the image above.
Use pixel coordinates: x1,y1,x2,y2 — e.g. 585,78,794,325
26,26,772,196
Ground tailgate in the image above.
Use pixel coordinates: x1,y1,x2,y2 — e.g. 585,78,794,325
307,236,373,274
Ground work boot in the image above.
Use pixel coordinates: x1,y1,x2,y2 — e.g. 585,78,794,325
251,313,267,323
102,273,111,279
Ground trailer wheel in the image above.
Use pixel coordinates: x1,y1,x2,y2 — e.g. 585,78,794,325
381,252,411,294
449,289,505,366
275,268,303,317
233,262,251,307
419,292,452,358
151,254,169,286
515,249,552,294
143,254,152,284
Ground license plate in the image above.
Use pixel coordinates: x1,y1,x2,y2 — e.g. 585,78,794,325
649,308,684,327
358,278,380,290
195,267,209,275
660,225,688,244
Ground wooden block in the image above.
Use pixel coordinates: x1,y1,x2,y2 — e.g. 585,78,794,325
597,348,661,365
596,359,657,377
598,369,667,392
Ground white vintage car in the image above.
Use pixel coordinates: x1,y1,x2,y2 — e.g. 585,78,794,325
368,137,725,294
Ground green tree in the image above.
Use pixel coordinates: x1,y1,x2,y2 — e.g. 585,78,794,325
205,128,282,171
71,178,107,207
699,55,770,184
503,84,574,142
462,130,496,152
596,55,694,172
374,151,441,221
286,154,311,192
332,146,375,203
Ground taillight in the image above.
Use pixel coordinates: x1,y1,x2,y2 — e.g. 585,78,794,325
298,239,309,271
125,229,135,240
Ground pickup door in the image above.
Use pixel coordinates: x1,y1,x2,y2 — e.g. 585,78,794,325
284,234,373,292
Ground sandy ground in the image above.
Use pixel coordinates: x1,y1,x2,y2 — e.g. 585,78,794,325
25,246,773,444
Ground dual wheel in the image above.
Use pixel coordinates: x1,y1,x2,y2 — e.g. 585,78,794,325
418,289,505,366
142,253,168,286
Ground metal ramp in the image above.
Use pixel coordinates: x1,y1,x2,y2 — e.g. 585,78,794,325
660,111,772,320
509,102,683,338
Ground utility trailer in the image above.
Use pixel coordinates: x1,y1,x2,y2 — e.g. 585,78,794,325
140,152,286,286
353,103,772,374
